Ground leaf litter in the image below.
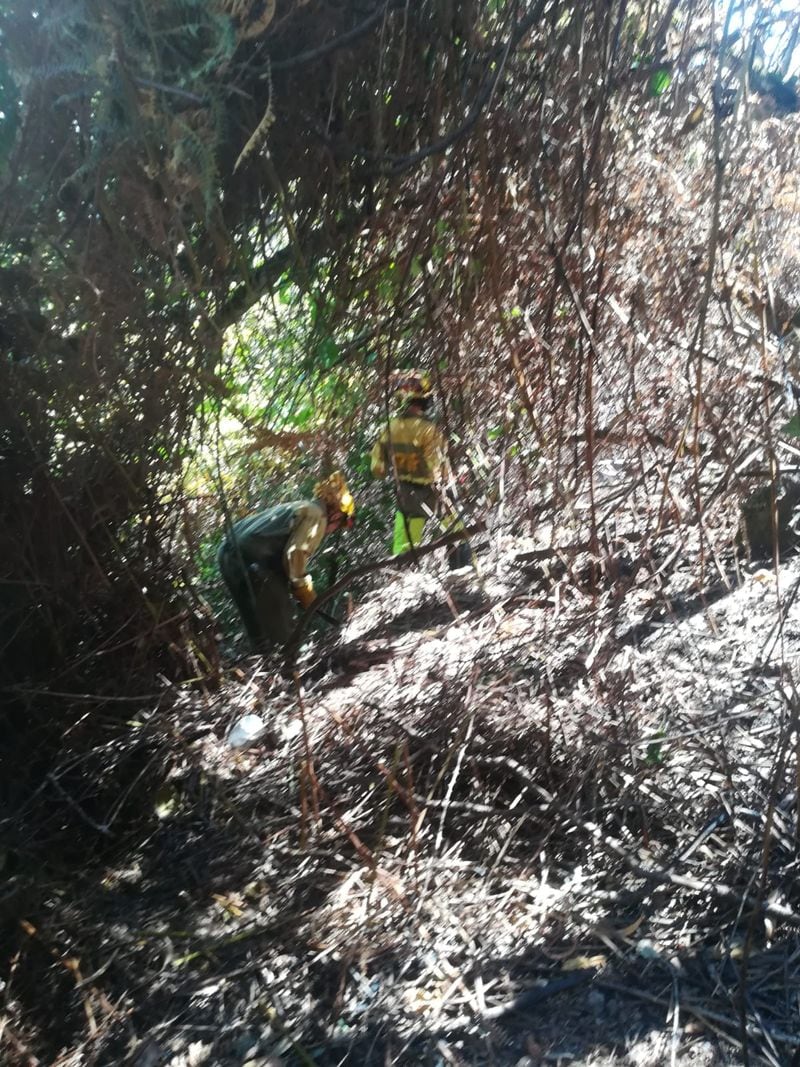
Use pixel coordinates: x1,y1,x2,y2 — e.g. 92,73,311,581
5,509,800,1066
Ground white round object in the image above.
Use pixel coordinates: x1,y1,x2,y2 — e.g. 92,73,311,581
227,714,267,748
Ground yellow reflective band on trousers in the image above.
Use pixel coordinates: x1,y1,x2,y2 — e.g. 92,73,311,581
392,511,426,555
441,510,464,534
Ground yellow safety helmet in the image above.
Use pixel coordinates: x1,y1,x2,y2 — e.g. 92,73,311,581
391,369,432,404
314,470,356,523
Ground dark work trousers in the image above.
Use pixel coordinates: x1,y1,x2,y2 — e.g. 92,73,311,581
395,481,473,568
217,541,294,649
396,481,438,519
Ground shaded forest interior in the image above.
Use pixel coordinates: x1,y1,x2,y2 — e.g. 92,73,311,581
2,1,800,1063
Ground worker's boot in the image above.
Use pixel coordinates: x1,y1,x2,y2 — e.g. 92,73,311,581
447,541,474,570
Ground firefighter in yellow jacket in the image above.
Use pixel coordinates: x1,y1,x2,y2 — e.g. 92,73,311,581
370,371,471,567
218,472,355,650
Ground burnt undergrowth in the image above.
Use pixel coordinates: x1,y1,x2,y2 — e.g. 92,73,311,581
4,510,800,1063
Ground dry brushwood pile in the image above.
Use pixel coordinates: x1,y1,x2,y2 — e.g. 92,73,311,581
5,525,800,1066
2,0,800,1065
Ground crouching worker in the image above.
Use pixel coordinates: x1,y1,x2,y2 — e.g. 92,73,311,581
370,370,472,569
217,472,355,651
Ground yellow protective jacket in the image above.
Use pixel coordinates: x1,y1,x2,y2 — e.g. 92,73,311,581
223,500,326,592
370,416,448,485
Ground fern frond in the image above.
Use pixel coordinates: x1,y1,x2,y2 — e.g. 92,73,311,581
182,15,238,80
32,59,102,84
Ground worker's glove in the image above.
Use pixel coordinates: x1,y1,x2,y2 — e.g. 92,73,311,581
292,580,316,610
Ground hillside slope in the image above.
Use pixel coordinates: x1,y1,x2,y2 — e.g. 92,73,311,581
5,524,800,1066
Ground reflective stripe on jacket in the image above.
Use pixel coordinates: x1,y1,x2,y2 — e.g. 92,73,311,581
370,416,447,485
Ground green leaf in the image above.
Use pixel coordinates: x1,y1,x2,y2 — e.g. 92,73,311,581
645,730,666,766
153,783,179,820
291,403,313,428
317,337,339,369
649,69,671,97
